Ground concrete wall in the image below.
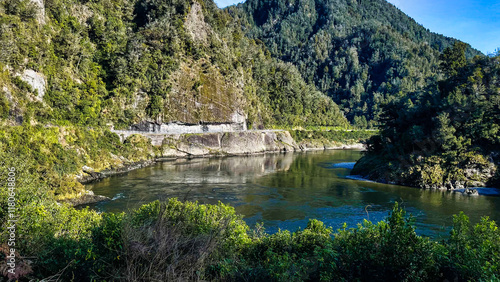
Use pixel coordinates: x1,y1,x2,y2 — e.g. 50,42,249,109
128,121,246,134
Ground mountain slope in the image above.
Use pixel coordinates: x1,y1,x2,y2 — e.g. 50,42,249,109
0,0,348,129
352,43,500,189
232,0,483,126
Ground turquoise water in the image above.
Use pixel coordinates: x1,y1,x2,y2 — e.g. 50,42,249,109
86,150,500,238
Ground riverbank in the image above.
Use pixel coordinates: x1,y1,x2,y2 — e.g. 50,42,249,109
73,130,369,205
345,167,500,197
159,131,367,158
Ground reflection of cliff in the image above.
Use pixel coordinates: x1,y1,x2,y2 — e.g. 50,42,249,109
157,153,295,184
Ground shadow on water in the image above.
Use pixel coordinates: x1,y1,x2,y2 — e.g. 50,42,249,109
86,150,500,238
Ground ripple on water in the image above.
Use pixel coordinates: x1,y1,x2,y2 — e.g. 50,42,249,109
112,193,126,201
86,150,500,238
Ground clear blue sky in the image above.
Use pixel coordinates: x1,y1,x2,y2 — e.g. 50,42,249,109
214,0,500,55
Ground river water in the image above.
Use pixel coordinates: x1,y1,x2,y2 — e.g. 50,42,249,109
86,150,500,238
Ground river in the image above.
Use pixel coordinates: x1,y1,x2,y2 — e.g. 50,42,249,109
86,150,500,238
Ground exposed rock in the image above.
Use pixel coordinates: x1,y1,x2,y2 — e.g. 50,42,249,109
127,121,246,135
299,139,327,151
161,146,188,158
463,160,497,187
299,139,366,151
80,165,103,181
353,154,497,191
185,2,210,45
463,188,479,196
63,190,111,206
221,132,267,154
231,111,247,126
30,0,45,24
71,4,93,26
18,69,46,101
78,159,156,183
275,131,299,151
109,130,364,159
158,131,307,157
2,86,13,103
167,59,245,124
177,135,215,155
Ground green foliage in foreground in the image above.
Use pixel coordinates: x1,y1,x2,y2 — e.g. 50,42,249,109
2,154,500,282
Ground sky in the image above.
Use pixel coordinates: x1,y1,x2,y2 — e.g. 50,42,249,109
214,0,500,55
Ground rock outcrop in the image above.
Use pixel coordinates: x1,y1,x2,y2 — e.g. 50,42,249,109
62,190,111,206
462,188,479,196
30,0,45,24
161,131,300,157
18,69,46,101
185,2,210,45
78,160,157,183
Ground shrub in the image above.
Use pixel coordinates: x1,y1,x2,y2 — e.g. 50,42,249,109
328,202,440,281
445,212,500,281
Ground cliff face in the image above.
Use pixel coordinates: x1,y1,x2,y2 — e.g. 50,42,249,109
109,129,367,159
161,131,299,157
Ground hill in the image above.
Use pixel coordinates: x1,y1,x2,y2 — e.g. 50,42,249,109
352,43,500,189
233,0,483,126
0,0,347,129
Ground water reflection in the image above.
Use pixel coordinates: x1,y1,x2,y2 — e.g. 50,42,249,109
87,150,500,237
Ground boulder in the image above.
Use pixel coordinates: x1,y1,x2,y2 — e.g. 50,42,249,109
463,188,479,196
18,70,46,101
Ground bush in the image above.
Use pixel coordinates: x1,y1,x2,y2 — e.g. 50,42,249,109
3,161,500,282
0,125,157,198
328,202,441,281
445,213,500,281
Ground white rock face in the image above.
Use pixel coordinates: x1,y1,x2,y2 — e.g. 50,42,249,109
30,0,46,24
20,69,46,101
185,3,210,45
2,86,13,103
231,111,247,124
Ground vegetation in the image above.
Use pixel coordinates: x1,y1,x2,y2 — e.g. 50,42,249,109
233,0,482,126
1,0,499,280
2,158,500,282
0,0,352,198
0,125,158,199
0,0,348,129
352,43,500,189
290,129,376,145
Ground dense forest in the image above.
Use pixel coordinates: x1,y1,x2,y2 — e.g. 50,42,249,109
233,0,482,127
0,0,347,129
352,42,500,190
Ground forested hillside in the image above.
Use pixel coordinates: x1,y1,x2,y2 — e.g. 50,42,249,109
352,42,500,189
0,0,347,129
0,0,352,201
233,0,483,127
